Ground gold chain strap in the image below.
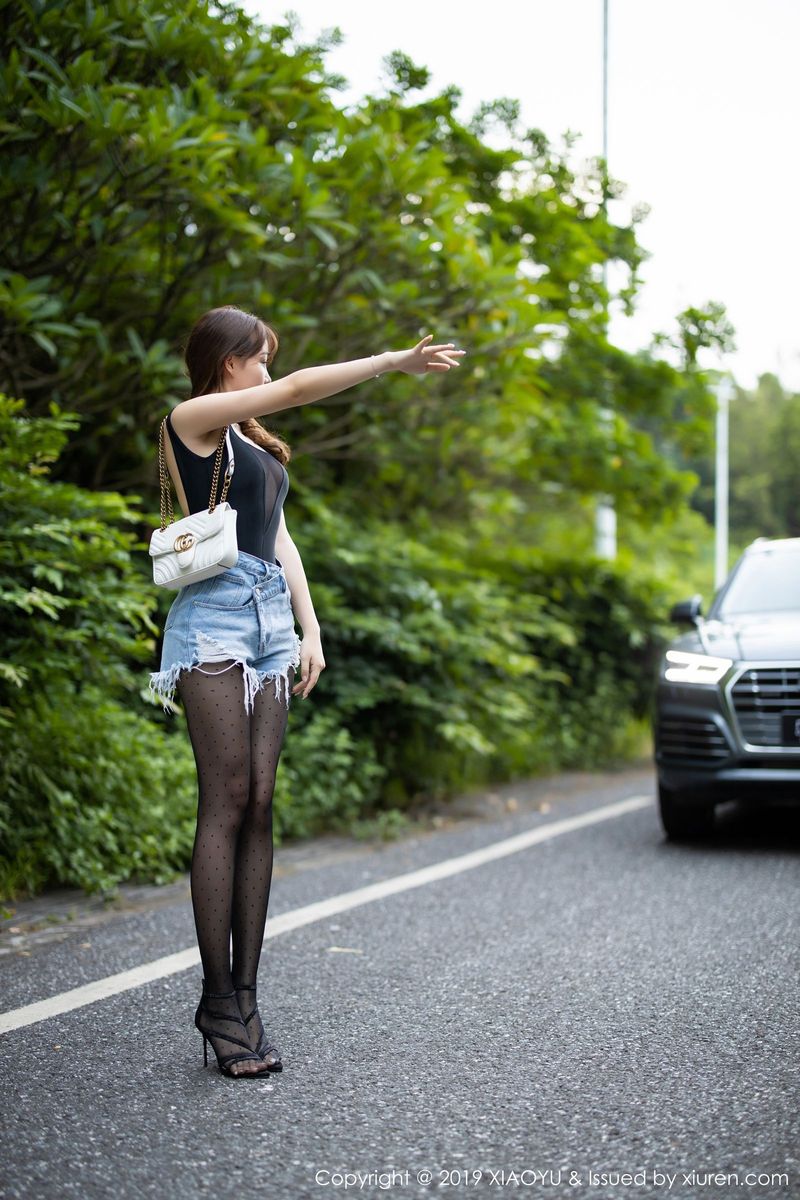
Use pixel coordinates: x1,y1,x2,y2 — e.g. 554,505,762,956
157,418,232,532
208,425,234,513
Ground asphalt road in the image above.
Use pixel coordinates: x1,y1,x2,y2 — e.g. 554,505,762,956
0,768,797,1200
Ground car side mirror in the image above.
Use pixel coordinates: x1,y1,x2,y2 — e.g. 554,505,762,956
669,595,703,626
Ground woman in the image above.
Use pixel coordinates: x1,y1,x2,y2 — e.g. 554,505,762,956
149,305,464,1078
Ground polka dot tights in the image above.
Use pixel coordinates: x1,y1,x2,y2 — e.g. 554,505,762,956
178,660,292,1060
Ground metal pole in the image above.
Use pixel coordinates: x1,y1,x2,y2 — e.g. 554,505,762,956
714,377,733,590
603,0,608,165
594,0,617,558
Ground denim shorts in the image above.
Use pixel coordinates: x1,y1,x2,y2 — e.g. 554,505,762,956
148,550,302,714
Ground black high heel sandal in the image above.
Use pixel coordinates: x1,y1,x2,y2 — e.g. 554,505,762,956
233,981,283,1071
195,979,273,1078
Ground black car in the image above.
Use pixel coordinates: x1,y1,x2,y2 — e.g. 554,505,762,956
655,536,800,840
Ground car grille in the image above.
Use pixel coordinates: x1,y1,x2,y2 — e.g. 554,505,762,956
730,667,800,746
657,716,729,762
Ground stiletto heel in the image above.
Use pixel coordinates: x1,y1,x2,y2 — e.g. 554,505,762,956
233,980,283,1071
195,979,272,1078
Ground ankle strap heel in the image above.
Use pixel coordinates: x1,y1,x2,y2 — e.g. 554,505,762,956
232,981,282,1072
195,979,272,1080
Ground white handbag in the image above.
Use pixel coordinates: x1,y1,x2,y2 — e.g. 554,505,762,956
149,417,239,590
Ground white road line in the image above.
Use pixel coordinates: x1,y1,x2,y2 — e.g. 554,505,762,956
0,794,652,1035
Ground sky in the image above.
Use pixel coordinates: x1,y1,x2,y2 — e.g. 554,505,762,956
244,0,800,392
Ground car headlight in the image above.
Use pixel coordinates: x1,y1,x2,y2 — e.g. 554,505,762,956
663,650,733,685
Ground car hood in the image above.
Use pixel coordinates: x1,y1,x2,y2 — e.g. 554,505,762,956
671,614,800,661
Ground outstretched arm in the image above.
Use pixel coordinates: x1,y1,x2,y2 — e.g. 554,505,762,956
170,335,465,439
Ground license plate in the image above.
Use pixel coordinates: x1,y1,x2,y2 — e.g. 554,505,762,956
781,713,800,745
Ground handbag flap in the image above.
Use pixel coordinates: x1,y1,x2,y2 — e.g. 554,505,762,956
149,502,230,557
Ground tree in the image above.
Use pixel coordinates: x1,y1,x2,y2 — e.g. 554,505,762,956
724,374,800,542
1,2,713,528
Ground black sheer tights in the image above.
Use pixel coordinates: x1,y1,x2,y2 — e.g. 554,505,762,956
178,660,292,1073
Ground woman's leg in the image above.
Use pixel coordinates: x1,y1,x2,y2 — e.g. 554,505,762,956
230,665,295,1063
178,661,268,1075
231,667,293,981
179,660,254,991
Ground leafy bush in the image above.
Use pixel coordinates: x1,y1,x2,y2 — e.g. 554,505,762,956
0,395,198,897
263,502,669,821
275,709,386,841
0,685,197,897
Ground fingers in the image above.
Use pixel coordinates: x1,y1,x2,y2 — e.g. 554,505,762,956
300,667,321,699
292,654,323,699
291,659,310,696
420,342,466,372
417,338,465,354
402,337,467,373
426,350,465,370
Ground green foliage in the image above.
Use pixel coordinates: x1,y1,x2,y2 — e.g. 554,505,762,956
0,684,197,897
516,552,670,768
673,302,737,369
0,394,199,896
1,0,716,524
275,709,387,841
727,374,800,542
676,373,800,584
254,504,670,816
0,394,156,716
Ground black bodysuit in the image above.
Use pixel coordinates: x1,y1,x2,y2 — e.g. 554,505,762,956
166,410,289,564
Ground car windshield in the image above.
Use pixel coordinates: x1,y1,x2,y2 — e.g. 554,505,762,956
716,551,800,616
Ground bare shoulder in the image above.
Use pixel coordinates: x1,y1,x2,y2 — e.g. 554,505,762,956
169,402,225,457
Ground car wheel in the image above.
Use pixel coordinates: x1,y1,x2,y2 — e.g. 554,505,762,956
658,782,716,842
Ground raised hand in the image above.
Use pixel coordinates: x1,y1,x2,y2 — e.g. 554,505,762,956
395,334,466,375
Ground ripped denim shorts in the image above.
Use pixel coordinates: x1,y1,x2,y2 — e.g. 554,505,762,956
148,549,302,714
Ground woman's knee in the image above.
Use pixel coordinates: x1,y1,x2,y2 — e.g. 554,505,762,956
199,767,250,826
244,781,276,831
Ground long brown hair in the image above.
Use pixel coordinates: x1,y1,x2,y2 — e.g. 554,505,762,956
183,305,291,465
